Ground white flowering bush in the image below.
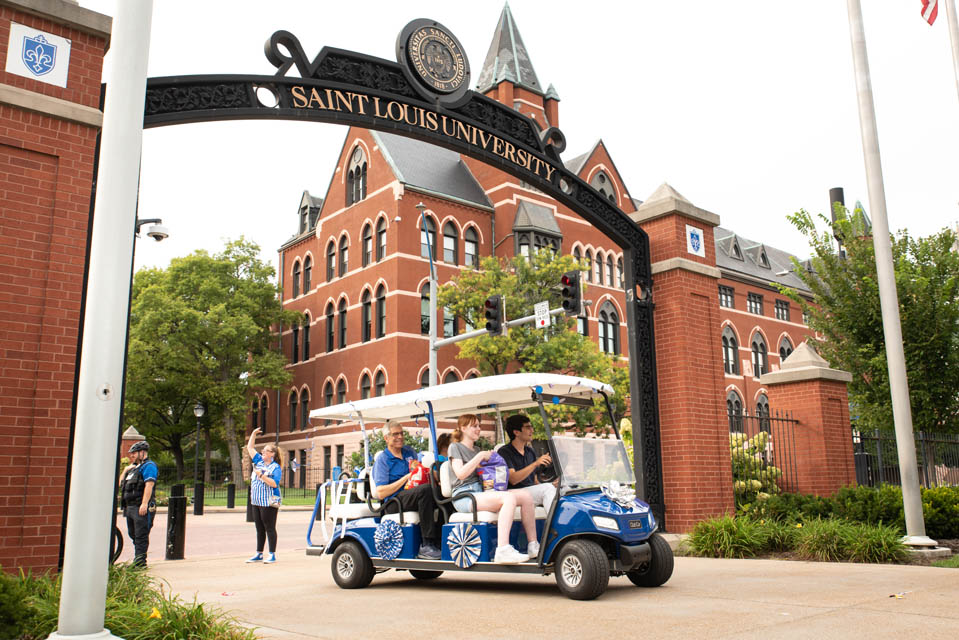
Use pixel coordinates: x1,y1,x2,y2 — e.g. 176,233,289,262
730,431,783,507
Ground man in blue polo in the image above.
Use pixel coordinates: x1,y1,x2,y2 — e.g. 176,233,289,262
500,414,557,513
118,440,158,567
371,423,441,559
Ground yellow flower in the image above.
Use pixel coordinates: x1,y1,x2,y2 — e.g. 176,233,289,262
795,523,803,528
148,607,162,620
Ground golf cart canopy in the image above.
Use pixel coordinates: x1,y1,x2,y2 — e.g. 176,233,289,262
308,373,614,423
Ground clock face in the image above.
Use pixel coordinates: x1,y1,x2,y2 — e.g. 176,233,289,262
405,25,468,94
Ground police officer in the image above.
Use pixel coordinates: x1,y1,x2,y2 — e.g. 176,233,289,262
118,440,158,567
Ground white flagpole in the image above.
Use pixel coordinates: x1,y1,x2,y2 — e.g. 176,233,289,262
946,0,959,102
845,0,935,546
49,1,155,638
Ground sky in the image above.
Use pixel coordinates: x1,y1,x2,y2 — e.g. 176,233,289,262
76,1,959,273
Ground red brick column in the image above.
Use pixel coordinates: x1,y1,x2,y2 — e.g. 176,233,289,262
762,343,856,495
631,186,735,532
120,427,146,463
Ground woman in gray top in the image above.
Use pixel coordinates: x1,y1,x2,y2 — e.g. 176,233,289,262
449,414,538,564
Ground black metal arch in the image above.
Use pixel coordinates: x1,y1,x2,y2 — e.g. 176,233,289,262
143,35,665,526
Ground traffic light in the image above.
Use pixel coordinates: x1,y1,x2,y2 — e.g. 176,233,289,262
561,271,582,316
484,294,505,336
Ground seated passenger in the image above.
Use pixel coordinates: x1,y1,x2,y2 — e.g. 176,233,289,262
448,414,538,564
372,423,442,559
500,414,557,514
436,432,452,460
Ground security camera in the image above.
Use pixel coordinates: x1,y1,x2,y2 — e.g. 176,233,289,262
146,224,169,242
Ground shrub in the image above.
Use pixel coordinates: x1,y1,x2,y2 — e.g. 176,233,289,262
794,518,853,562
0,569,37,640
921,486,959,539
745,492,835,523
832,485,904,529
762,519,801,552
685,515,767,558
845,522,907,564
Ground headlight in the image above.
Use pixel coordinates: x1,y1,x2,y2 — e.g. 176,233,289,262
592,515,619,531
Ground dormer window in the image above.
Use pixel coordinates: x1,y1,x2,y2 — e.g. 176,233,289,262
731,241,743,261
589,171,617,204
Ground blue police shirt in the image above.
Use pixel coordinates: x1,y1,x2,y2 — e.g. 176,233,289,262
139,460,158,484
372,445,417,500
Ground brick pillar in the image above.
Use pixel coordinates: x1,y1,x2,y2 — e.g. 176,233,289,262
631,185,734,532
120,426,146,463
762,342,856,495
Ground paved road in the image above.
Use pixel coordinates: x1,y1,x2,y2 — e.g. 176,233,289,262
139,510,959,640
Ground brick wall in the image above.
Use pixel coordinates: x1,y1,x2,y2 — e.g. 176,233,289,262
0,1,108,571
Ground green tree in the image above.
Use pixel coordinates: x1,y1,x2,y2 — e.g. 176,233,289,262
780,207,959,434
437,250,629,436
124,238,300,483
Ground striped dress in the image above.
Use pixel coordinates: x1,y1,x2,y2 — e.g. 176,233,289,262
250,452,281,507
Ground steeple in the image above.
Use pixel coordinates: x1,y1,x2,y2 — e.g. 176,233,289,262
476,3,543,95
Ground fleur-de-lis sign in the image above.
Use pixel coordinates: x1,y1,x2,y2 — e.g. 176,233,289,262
25,44,52,73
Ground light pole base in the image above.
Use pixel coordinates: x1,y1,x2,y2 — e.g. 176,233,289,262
48,629,124,640
902,534,938,547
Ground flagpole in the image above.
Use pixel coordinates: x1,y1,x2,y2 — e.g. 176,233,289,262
946,0,959,101
845,0,935,546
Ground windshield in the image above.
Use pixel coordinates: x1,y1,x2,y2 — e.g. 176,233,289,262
552,436,635,488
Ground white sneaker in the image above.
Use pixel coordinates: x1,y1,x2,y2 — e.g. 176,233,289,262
493,545,529,564
527,541,540,558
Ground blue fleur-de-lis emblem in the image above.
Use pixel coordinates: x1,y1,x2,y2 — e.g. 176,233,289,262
689,230,702,253
22,34,57,77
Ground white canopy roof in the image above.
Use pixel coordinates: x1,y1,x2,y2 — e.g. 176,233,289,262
308,373,614,423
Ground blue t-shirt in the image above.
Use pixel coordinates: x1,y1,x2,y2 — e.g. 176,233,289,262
139,459,158,484
250,452,282,507
372,445,417,500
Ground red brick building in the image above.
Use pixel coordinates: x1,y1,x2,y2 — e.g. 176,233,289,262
252,5,833,531
0,0,110,570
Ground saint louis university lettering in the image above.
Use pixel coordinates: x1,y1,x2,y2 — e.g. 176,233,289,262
5,23,72,88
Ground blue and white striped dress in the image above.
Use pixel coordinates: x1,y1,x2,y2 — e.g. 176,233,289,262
250,452,281,507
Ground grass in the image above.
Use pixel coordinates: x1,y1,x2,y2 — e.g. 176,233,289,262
933,555,959,568
5,564,256,640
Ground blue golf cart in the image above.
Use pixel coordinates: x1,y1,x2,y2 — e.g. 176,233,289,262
306,373,673,600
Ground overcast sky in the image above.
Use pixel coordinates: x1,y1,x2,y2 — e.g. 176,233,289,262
76,1,959,273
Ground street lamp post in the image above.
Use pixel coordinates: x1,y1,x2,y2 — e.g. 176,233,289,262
193,401,205,516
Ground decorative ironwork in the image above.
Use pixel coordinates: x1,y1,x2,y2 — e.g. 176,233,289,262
454,95,540,149
145,83,251,118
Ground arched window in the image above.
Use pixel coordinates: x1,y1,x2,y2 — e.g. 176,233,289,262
595,251,604,285
361,290,372,342
420,284,430,335
374,371,386,396
362,224,373,267
420,368,430,388
325,303,334,353
376,218,387,261
292,261,301,297
421,216,437,260
779,337,794,361
590,170,618,203
573,246,582,264
251,398,259,430
598,302,620,354
346,147,366,206
360,373,371,400
336,379,346,404
606,256,614,286
346,168,354,207
726,391,744,432
259,396,267,432
464,227,478,267
337,298,347,349
375,285,386,338
443,371,459,384
302,314,310,362
289,390,298,432
300,389,310,431
751,333,768,377
443,222,458,264
585,250,593,282
577,313,588,336
338,235,349,277
291,325,299,364
324,381,333,408
303,256,312,293
466,372,478,380
756,393,770,433
326,241,335,281
443,305,457,338
722,327,739,375
617,258,624,287
518,233,530,257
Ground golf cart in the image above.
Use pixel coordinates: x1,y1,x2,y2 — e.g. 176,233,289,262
306,373,673,600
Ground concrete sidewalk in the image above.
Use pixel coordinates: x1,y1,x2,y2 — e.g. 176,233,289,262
135,510,959,640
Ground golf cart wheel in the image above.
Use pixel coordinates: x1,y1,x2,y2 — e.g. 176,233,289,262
331,540,374,589
409,569,443,580
627,533,674,587
554,539,609,600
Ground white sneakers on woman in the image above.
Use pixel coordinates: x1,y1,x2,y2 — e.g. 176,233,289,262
526,541,540,558
493,544,529,564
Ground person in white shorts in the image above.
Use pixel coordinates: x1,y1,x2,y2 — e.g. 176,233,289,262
499,414,557,515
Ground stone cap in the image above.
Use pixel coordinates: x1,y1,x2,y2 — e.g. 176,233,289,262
0,0,112,39
629,182,720,227
121,426,145,441
760,341,853,385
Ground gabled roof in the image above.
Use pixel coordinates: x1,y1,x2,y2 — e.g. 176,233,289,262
299,190,323,210
476,3,543,95
643,182,691,205
371,131,492,209
714,227,811,293
513,200,562,235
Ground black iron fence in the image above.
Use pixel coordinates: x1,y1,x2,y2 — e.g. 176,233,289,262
853,428,959,488
152,462,329,504
728,410,800,505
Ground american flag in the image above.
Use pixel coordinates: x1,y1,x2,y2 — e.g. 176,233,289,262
921,0,939,25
